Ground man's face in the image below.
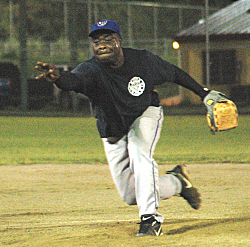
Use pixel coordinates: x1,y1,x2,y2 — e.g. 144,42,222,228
92,32,123,66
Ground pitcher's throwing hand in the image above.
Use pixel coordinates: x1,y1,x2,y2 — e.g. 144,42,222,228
35,62,60,82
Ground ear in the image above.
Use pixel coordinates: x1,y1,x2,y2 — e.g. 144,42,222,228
119,37,122,46
114,33,122,46
117,37,123,49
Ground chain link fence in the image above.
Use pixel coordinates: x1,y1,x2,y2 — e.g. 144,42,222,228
0,1,218,111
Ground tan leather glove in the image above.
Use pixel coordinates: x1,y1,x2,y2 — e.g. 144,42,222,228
203,90,238,133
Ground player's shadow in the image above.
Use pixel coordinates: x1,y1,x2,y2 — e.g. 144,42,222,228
166,216,250,235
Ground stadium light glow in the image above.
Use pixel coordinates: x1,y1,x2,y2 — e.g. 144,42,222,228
172,41,180,49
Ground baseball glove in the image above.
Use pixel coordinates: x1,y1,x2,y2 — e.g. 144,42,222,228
203,90,238,133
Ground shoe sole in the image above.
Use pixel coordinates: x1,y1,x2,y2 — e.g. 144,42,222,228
168,164,202,210
136,229,163,237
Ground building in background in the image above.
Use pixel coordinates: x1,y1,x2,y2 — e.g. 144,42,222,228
174,0,250,106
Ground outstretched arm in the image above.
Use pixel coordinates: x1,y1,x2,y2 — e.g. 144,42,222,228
173,66,238,132
35,61,83,92
173,65,210,100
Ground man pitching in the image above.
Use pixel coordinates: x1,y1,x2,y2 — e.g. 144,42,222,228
35,19,212,237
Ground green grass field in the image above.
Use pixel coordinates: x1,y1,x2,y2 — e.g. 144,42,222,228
0,115,249,165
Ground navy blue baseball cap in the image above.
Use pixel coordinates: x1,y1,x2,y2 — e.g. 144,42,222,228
89,20,122,38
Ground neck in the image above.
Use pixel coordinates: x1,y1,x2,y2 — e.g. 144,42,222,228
97,50,124,69
110,53,125,68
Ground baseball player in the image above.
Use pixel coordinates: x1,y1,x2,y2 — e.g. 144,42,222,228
35,19,211,237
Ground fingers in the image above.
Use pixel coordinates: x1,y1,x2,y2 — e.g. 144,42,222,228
49,71,59,80
35,62,50,72
35,73,44,80
34,62,60,82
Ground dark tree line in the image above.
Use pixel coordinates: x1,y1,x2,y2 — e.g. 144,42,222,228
0,0,238,42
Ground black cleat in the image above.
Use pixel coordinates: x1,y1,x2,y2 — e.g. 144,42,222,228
136,215,163,237
167,164,202,210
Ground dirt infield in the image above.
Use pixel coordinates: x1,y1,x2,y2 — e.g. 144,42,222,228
1,163,250,246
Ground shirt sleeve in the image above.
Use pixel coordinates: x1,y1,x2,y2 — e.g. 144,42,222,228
54,61,98,98
147,51,209,99
172,65,209,99
54,72,86,94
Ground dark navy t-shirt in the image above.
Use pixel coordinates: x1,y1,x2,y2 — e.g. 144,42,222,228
55,48,206,138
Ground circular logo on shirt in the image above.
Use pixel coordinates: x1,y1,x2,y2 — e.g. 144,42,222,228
128,77,145,96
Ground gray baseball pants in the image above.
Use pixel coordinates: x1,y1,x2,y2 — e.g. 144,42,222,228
102,106,181,223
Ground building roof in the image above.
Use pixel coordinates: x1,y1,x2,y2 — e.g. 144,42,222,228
176,0,250,42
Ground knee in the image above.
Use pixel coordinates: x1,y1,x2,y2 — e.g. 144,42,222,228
124,197,137,206
121,193,137,205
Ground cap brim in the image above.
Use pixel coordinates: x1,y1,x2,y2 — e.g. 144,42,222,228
89,29,116,38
